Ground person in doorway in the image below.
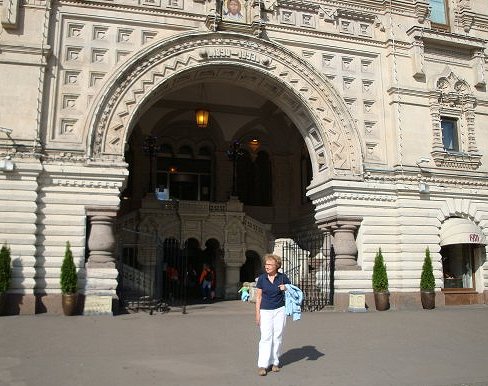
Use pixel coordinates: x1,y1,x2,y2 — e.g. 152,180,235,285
199,263,214,301
166,265,179,301
255,254,290,376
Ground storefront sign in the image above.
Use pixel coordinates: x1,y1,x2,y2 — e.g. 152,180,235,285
469,233,480,243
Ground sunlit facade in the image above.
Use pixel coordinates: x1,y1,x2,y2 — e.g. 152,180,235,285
1,0,487,314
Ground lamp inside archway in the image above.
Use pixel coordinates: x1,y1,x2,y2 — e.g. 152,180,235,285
195,109,209,128
195,82,210,128
248,138,260,153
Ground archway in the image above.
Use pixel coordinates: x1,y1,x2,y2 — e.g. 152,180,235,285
86,31,365,304
85,31,363,179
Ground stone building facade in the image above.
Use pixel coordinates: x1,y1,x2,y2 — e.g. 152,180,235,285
0,0,487,313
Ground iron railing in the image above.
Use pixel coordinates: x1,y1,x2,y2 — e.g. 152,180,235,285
117,230,189,314
281,233,334,311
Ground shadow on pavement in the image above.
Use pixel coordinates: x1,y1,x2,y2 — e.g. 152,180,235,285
280,345,325,366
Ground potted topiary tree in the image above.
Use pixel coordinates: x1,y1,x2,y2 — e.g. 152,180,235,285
420,247,435,309
60,241,78,315
0,244,12,315
372,248,390,311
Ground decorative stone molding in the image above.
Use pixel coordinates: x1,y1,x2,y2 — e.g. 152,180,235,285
407,26,486,52
313,192,396,209
414,0,430,24
429,71,481,170
458,5,475,33
411,35,425,80
278,0,319,13
472,50,487,88
85,31,362,178
364,169,488,190
318,217,362,269
1,0,20,29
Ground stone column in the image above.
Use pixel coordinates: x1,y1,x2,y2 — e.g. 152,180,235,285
320,217,362,270
224,248,245,299
84,206,119,315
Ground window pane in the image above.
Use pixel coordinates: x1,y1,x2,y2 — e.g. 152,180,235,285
170,173,198,200
441,119,458,151
442,245,474,289
429,0,447,24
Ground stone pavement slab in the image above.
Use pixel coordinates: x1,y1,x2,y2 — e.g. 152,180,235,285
0,301,487,386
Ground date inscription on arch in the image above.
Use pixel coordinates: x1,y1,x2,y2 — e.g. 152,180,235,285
206,48,271,66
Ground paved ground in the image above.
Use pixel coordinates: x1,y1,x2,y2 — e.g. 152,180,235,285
1,301,488,386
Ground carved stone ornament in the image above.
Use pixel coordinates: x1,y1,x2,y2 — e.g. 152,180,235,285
85,32,363,177
430,70,481,170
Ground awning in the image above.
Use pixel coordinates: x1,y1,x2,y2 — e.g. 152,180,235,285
440,218,487,246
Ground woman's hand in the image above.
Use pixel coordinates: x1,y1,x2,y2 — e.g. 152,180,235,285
279,284,286,291
255,288,262,326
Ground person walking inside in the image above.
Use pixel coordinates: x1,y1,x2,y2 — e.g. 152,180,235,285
199,263,214,301
255,254,291,376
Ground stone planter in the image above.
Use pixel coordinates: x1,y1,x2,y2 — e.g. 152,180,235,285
62,293,78,316
421,290,435,310
374,291,390,311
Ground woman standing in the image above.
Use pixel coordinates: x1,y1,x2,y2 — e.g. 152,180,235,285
255,254,291,376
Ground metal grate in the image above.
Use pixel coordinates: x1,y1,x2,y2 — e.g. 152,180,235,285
281,233,334,311
117,230,189,314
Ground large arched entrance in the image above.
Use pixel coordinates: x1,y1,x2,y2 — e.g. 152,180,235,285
84,31,364,310
86,31,362,173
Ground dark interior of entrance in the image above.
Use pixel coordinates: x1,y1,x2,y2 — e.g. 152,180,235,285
119,80,314,236
117,75,317,308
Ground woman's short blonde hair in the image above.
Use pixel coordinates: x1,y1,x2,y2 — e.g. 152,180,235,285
263,254,282,269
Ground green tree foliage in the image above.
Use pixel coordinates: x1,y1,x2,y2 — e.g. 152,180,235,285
60,242,77,294
420,248,435,291
0,244,12,293
372,248,389,292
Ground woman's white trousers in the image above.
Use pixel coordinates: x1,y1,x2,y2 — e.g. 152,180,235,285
257,306,286,368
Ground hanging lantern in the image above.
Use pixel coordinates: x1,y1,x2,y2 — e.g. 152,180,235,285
248,138,260,153
195,109,209,128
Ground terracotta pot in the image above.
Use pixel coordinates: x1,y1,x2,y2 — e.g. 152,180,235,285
62,293,78,316
374,291,390,311
421,290,435,310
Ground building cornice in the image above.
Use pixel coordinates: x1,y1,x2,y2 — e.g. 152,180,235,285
407,26,487,51
59,0,204,20
364,168,488,190
268,26,385,49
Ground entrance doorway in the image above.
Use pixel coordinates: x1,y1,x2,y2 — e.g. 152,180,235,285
440,217,487,305
117,70,319,308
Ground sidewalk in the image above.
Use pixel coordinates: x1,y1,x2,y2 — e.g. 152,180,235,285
1,301,488,386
